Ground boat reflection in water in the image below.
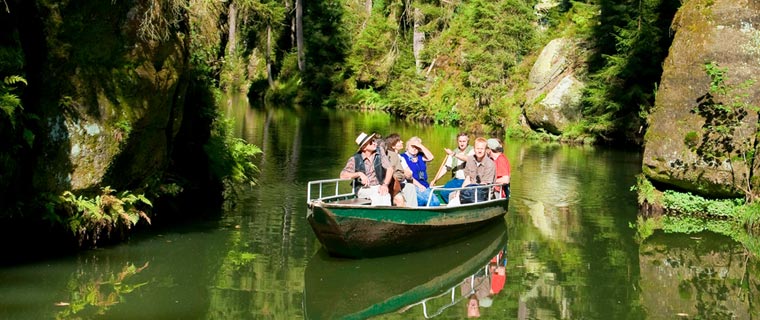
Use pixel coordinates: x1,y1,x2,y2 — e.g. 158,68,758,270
303,221,508,319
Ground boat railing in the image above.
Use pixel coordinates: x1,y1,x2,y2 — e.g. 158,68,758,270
307,179,509,206
427,183,510,206
307,178,356,204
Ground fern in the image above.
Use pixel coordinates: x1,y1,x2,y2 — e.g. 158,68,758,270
57,187,153,245
0,75,26,127
3,75,27,86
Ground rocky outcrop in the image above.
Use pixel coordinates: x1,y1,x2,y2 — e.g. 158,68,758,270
642,0,760,197
524,38,586,135
28,1,189,194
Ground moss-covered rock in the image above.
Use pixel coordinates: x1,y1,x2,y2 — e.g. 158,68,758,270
642,0,760,198
524,38,587,135
29,1,189,194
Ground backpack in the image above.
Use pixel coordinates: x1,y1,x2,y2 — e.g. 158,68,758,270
460,184,489,204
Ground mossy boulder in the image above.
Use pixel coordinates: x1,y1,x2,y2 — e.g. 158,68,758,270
524,38,587,135
642,0,760,198
30,1,189,194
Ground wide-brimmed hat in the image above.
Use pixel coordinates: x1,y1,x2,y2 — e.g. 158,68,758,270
355,132,378,152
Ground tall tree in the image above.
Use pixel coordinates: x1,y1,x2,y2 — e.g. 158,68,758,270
227,2,238,54
296,0,304,71
413,6,424,73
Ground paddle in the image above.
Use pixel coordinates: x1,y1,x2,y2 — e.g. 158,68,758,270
430,154,451,187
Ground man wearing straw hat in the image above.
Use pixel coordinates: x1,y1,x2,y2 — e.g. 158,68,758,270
340,132,393,204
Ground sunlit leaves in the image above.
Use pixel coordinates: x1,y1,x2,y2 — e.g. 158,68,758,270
0,75,26,128
57,186,153,246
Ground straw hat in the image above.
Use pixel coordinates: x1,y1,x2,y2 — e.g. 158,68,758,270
355,132,378,152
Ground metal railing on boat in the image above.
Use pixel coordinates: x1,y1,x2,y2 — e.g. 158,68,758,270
307,178,509,207
306,178,356,204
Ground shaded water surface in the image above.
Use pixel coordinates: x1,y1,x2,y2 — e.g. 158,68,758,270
1,98,758,319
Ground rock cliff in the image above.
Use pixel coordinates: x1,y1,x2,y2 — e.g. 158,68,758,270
27,1,189,194
642,0,760,197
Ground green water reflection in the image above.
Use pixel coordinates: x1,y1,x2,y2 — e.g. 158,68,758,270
304,221,507,320
1,96,759,319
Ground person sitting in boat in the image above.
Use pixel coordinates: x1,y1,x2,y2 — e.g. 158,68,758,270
340,132,394,204
458,137,495,203
384,133,417,207
401,136,441,206
486,138,510,199
431,132,474,202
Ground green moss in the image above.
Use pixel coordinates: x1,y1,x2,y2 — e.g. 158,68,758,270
684,131,699,149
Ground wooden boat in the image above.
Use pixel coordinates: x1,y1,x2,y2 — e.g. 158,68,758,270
303,221,507,319
306,178,509,258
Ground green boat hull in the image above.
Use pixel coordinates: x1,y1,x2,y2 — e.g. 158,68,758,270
303,221,507,320
307,198,508,258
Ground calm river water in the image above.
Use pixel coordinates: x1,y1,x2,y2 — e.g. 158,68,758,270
1,96,758,319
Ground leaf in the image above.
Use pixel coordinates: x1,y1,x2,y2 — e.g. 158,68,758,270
3,75,27,86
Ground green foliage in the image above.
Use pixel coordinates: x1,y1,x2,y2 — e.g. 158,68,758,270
662,190,743,217
158,183,183,196
581,0,679,141
204,116,262,194
704,61,727,95
114,118,132,135
692,61,759,202
637,186,760,250
336,0,537,132
661,216,708,234
219,52,249,92
137,0,186,42
631,174,659,205
568,1,597,36
736,202,760,231
0,75,26,128
354,88,392,110
662,190,708,215
684,131,699,149
346,1,397,89
631,215,660,241
56,186,153,246
433,107,461,126
300,0,352,104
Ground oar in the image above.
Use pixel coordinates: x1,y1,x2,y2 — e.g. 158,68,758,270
430,154,451,187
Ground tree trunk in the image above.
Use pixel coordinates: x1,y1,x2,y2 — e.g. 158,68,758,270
227,2,237,54
286,0,294,48
413,7,424,73
296,0,305,71
267,24,274,88
365,0,372,14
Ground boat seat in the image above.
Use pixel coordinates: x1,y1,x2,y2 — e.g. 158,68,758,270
335,198,372,205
